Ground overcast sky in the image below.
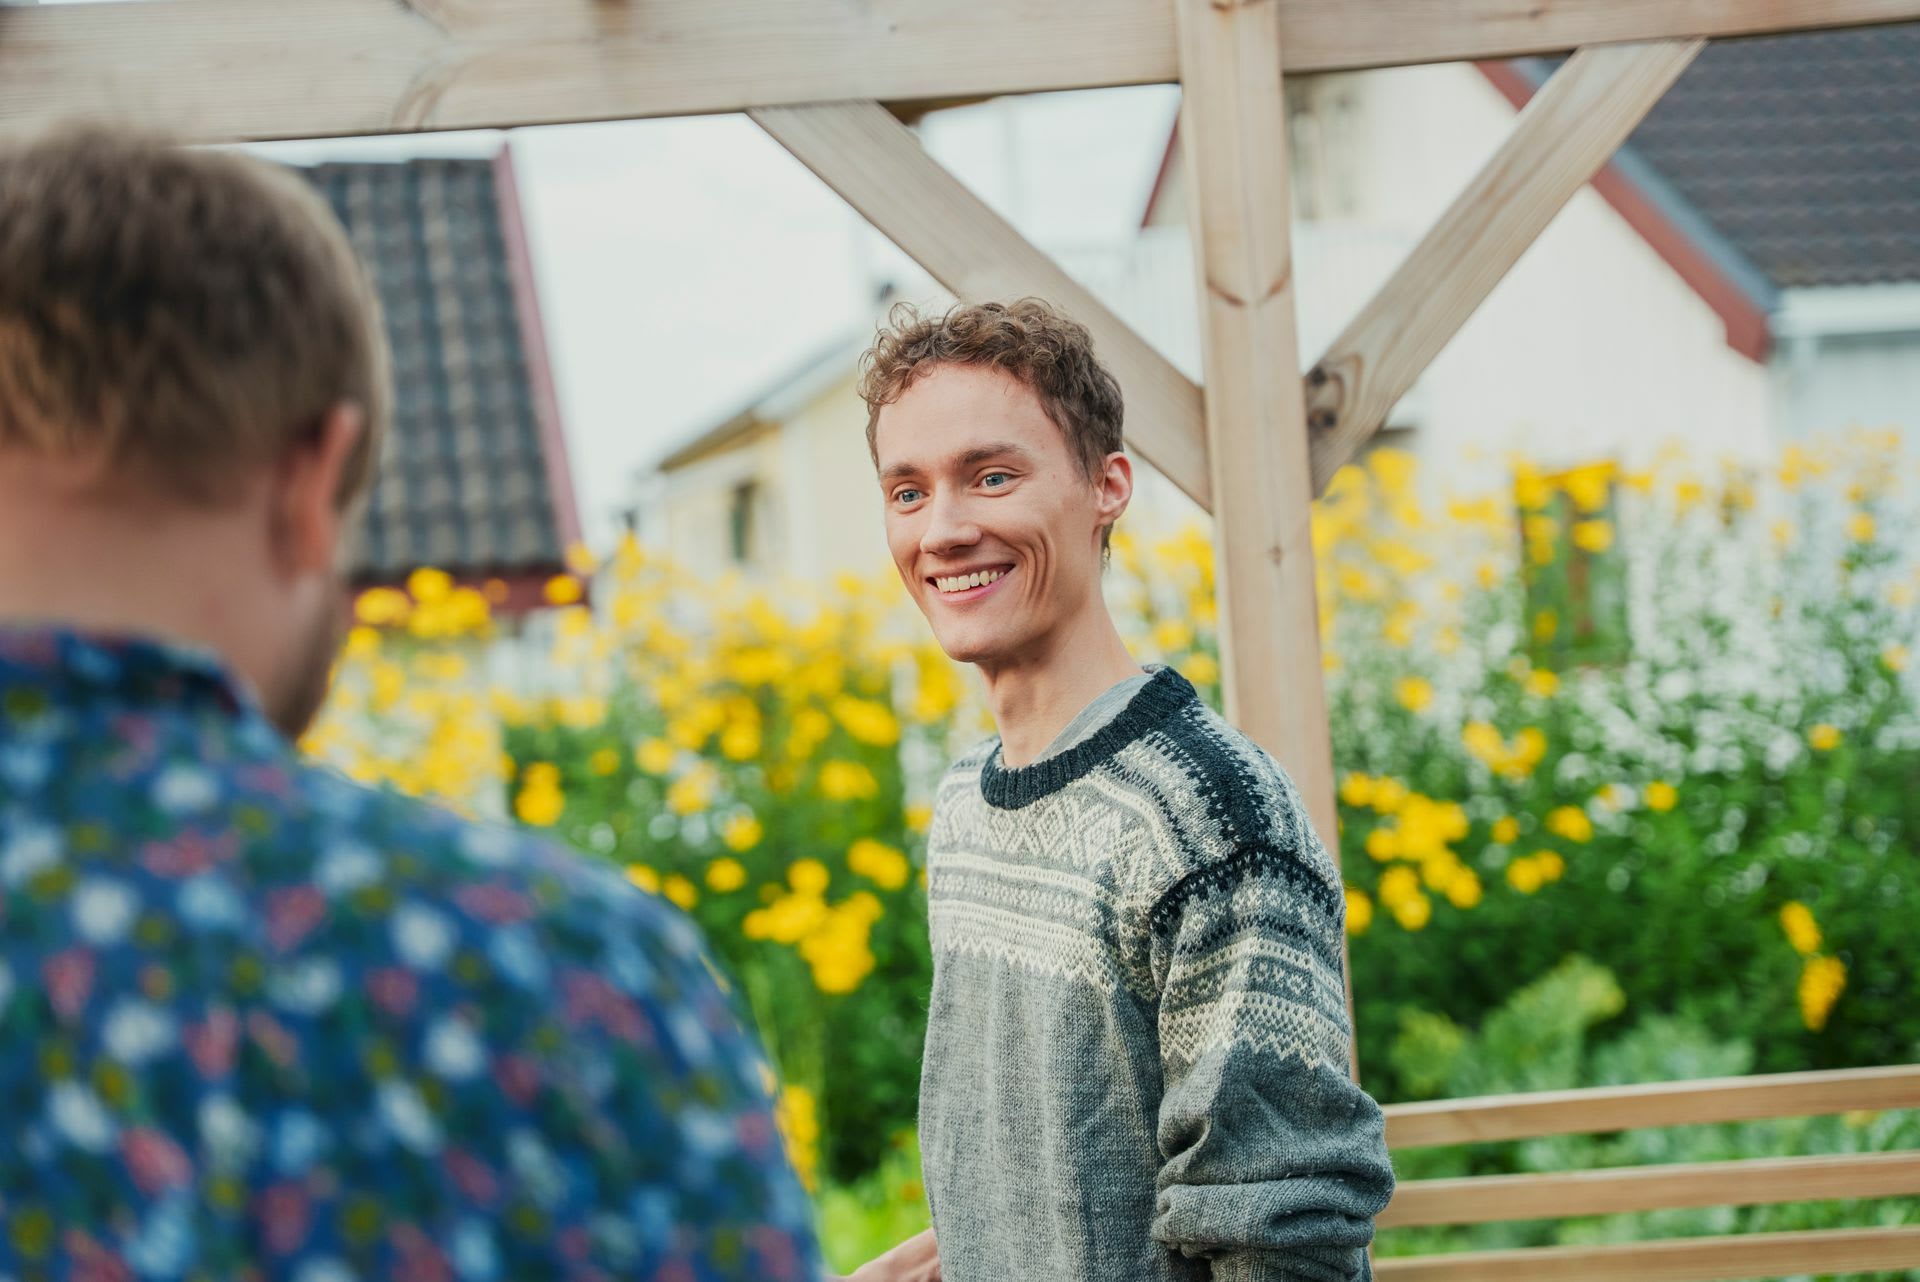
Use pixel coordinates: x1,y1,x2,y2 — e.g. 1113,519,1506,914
247,88,1181,546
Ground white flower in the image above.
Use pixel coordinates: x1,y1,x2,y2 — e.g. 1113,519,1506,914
292,1258,360,1282
450,1219,502,1282
315,839,384,896
0,822,61,886
0,959,13,1007
390,903,455,971
49,1082,116,1153
423,1015,486,1082
177,875,245,929
72,878,139,945
102,999,177,1065
198,1095,260,1169
377,1081,442,1155
267,958,343,1015
152,765,219,815
458,825,519,869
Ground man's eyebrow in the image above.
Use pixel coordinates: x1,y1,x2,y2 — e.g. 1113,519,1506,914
879,460,924,484
955,441,1035,468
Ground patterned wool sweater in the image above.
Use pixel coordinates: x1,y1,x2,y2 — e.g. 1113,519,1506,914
918,667,1395,1282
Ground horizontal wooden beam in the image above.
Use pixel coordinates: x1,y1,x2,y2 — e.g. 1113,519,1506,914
1380,1149,1920,1227
1375,1225,1920,1282
1385,1064,1920,1150
1304,37,1702,494
750,100,1210,508
5,0,1919,144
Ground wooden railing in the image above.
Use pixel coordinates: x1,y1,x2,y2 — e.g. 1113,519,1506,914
1374,1064,1920,1281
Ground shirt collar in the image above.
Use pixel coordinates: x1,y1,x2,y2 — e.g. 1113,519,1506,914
0,625,258,722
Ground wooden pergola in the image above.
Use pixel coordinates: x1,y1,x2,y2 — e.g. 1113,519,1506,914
8,2,1920,1274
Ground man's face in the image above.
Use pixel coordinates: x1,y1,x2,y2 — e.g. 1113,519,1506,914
875,363,1117,669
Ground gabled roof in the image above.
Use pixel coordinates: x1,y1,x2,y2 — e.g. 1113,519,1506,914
299,151,579,587
653,330,868,474
1535,24,1920,291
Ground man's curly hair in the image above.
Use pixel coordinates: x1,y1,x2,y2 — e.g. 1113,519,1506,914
857,298,1125,482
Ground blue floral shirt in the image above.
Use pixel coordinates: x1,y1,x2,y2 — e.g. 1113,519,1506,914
0,628,822,1282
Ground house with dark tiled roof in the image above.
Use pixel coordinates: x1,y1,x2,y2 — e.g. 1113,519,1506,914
299,151,580,610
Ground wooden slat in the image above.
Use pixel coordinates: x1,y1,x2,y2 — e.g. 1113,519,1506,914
1375,1226,1920,1282
1304,38,1702,495
1277,0,1920,72
749,100,1210,508
1173,0,1341,848
1380,1150,1920,1227
1386,1064,1920,1150
8,0,1920,144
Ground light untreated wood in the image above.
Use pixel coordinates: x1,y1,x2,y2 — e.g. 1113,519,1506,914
1375,1225,1920,1282
750,100,1210,508
1380,1149,1920,1227
1385,1064,1920,1150
7,0,1920,144
1174,0,1339,849
1304,38,1703,495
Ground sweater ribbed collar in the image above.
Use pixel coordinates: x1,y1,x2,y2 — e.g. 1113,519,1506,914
977,664,1197,810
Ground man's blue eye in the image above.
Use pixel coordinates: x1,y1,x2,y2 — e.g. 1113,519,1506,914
983,473,1010,488
897,489,924,504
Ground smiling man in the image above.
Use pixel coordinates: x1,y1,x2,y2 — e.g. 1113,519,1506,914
860,300,1395,1281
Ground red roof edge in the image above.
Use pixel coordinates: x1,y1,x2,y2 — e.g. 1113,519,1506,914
491,144,586,552
1140,115,1182,229
1474,60,1771,364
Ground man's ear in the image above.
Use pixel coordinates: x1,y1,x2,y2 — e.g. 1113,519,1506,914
271,403,364,578
1095,450,1134,532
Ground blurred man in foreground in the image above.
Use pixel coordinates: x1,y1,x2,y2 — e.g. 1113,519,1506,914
0,125,821,1281
859,299,1395,1280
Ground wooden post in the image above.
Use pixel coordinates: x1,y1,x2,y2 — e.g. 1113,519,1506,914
1174,0,1337,847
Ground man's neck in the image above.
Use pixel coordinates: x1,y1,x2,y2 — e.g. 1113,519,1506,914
0,464,275,692
979,597,1146,769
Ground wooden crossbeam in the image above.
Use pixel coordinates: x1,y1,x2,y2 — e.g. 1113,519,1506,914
1303,37,1703,495
6,0,1920,144
1380,1149,1920,1227
749,101,1210,508
1174,0,1341,850
1384,1064,1920,1150
1375,1225,1920,1282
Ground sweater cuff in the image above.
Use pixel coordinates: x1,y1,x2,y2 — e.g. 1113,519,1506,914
1209,1249,1372,1282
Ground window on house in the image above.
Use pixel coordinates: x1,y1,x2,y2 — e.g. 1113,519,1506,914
1516,461,1630,668
728,479,759,567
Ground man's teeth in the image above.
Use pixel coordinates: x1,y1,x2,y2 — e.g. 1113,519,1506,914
935,569,1007,594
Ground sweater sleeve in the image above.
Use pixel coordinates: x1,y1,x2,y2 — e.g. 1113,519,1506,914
1147,839,1395,1282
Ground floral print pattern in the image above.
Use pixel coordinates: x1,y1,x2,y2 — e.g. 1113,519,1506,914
0,628,821,1281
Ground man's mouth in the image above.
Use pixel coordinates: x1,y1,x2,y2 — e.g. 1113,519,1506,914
929,565,1013,598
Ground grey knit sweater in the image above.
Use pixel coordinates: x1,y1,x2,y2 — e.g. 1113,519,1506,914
918,667,1395,1281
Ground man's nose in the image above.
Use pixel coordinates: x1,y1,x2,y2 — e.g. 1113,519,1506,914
920,494,981,557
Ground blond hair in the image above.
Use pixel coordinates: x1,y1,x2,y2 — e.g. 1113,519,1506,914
0,124,389,505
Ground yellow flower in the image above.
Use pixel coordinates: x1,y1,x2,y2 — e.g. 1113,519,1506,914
406,567,453,604
719,721,762,762
1344,888,1373,936
564,541,598,576
905,802,933,834
1177,651,1221,685
1533,609,1559,644
1339,773,1374,809
1536,851,1566,882
1364,828,1401,861
1390,893,1431,931
1506,857,1545,895
1882,644,1910,674
1368,777,1409,815
1546,806,1592,843
1560,461,1616,513
625,864,661,894
1848,512,1877,543
1377,866,1419,906
1645,780,1678,812
722,814,764,852
635,738,676,775
1394,676,1434,713
354,587,412,627
1491,817,1519,844
1445,869,1483,909
1807,723,1842,752
1798,955,1847,1031
1778,901,1822,957
1571,519,1615,555
514,768,564,827
1523,669,1559,698
832,696,901,748
589,747,620,776
818,760,879,802
662,874,699,911
776,1084,821,1191
1153,618,1195,653
705,857,748,893
544,575,584,606
666,766,717,816
848,839,911,891
788,859,831,896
